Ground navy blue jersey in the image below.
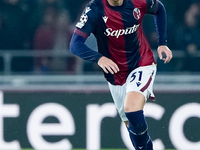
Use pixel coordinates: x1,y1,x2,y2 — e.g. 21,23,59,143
70,0,167,85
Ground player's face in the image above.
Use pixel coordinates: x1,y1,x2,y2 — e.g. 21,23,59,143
107,0,123,6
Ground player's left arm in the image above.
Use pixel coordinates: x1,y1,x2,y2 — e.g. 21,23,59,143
146,0,173,63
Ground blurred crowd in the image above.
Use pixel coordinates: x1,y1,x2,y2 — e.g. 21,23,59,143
0,0,199,74
143,0,200,72
0,0,75,74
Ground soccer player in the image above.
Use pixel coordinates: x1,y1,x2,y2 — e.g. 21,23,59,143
70,0,172,149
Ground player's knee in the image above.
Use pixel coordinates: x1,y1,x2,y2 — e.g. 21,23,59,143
124,104,141,112
124,104,131,112
124,92,145,112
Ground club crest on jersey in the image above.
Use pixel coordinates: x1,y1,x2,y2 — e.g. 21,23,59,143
133,8,141,20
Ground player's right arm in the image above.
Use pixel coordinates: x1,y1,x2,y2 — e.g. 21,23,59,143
70,32,119,74
70,4,103,63
70,2,119,74
98,56,119,74
70,31,103,63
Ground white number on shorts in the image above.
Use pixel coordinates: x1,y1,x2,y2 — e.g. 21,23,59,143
130,71,143,83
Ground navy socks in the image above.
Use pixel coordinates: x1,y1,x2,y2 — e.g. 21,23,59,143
125,110,153,150
126,126,136,148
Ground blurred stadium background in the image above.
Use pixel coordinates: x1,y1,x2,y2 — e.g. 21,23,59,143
0,0,200,149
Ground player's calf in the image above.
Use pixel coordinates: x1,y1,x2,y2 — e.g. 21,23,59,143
125,110,153,150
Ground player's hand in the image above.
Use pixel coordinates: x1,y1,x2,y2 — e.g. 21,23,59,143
157,45,173,63
98,56,119,74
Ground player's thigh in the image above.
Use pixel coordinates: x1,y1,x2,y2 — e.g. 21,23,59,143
125,63,157,110
108,82,128,122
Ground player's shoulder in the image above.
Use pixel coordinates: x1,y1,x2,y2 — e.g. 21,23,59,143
87,0,103,11
129,0,147,9
145,0,158,8
82,0,103,18
131,0,157,7
81,0,104,21
76,0,102,29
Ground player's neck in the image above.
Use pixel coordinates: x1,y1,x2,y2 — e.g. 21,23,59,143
107,0,123,6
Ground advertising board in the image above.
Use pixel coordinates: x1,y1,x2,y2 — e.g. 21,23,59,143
0,91,200,150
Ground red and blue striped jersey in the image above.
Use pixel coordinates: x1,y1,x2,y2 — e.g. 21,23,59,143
70,0,167,85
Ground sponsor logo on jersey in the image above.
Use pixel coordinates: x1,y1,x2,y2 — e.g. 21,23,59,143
104,24,140,38
76,14,88,29
102,16,108,23
133,8,141,20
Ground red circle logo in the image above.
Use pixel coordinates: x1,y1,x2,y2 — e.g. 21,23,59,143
133,8,141,20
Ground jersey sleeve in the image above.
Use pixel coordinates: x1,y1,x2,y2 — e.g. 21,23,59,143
70,2,103,63
146,0,167,46
75,2,98,36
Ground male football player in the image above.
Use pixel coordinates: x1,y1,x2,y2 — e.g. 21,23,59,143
70,0,172,149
